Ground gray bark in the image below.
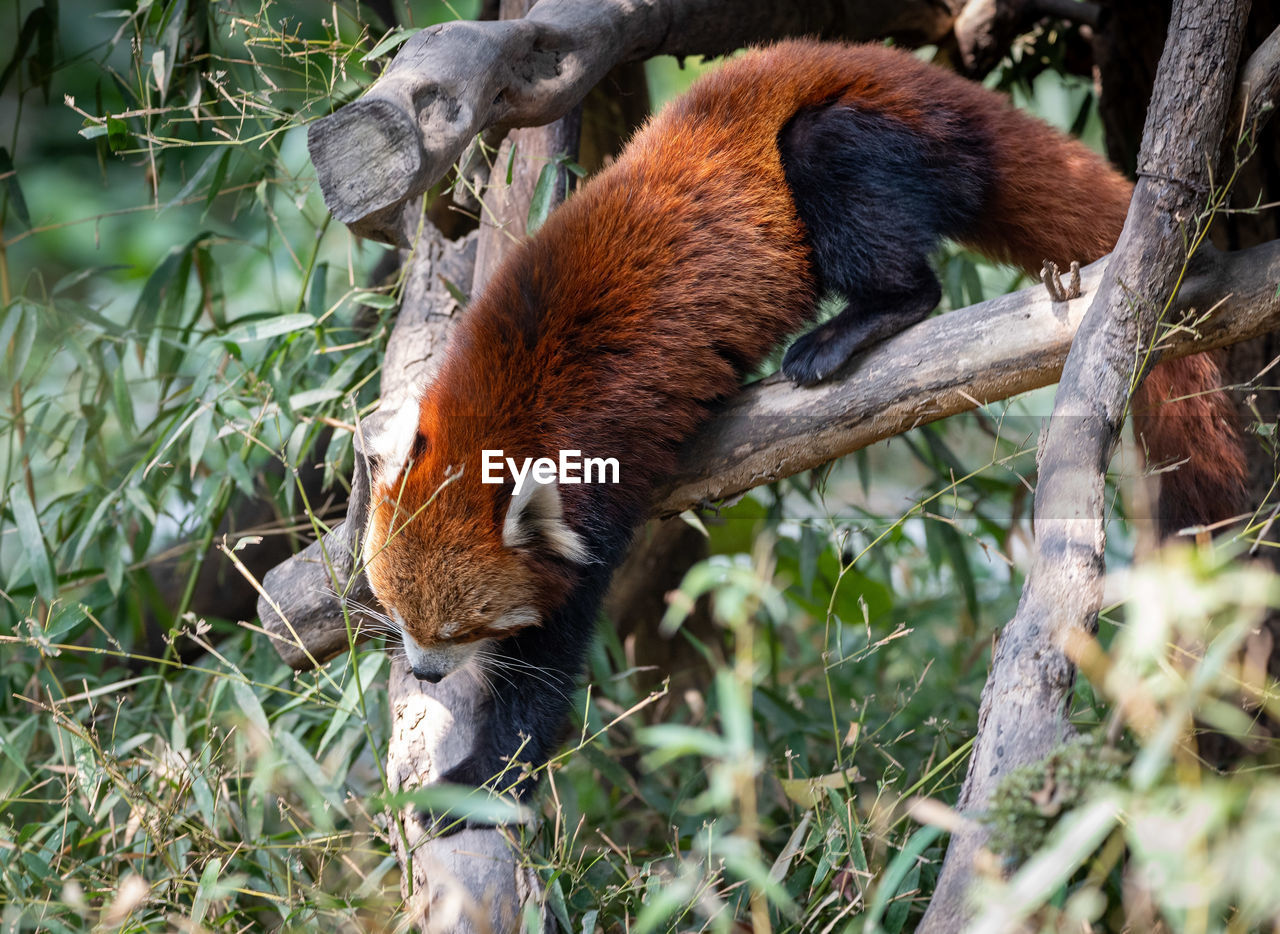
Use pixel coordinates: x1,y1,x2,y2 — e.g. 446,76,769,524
1236,23,1280,131
380,228,544,933
919,1,1253,928
472,113,582,296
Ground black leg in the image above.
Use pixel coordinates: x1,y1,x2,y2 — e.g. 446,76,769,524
437,634,580,797
777,99,991,385
782,265,942,385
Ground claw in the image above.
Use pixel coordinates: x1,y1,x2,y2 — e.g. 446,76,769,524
782,329,843,386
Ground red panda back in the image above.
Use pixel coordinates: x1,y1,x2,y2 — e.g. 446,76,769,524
377,39,1244,614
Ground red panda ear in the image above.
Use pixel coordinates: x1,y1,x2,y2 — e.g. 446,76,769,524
502,481,589,563
364,401,426,484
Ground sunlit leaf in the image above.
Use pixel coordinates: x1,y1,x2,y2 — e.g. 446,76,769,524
221,313,316,344
779,767,863,809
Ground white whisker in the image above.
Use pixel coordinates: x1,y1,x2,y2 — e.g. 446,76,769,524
319,585,398,628
465,665,493,695
472,650,569,699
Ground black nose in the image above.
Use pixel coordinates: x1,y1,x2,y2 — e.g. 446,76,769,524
412,668,445,684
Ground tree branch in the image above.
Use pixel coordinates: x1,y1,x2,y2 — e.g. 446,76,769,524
920,0,1252,928
306,0,967,243
653,243,1280,516
1235,22,1280,133
382,43,580,925
257,237,1280,669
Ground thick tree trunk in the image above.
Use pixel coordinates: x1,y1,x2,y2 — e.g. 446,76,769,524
1094,1,1280,764
921,2,1252,927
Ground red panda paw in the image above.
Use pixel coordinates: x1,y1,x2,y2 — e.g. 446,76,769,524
782,323,858,386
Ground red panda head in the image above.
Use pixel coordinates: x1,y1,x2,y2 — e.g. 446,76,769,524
360,401,588,682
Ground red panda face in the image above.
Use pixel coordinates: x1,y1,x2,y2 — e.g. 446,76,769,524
359,403,588,682
363,499,541,680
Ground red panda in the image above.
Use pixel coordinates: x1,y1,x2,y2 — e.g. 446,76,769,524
361,39,1247,825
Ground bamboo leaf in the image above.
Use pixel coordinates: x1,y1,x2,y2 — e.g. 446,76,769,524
360,27,423,63
0,7,52,97
0,148,31,228
111,363,135,436
221,313,315,344
3,302,37,394
203,149,231,214
230,677,270,737
527,161,560,234
9,481,56,601
317,652,384,755
780,767,863,809
438,275,468,307
863,825,941,934
191,858,222,927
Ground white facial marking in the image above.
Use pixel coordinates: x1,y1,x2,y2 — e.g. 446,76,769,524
395,610,477,679
502,480,590,563
489,606,540,632
366,401,420,481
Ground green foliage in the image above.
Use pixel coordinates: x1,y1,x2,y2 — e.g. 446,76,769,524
969,550,1280,933
2,1,1278,932
508,416,1039,931
985,735,1129,868
0,633,397,930
0,0,462,929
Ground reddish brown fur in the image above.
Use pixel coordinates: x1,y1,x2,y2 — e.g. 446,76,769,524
1133,353,1248,536
365,40,1245,650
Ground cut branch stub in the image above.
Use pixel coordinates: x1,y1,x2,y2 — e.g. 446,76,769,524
308,16,597,242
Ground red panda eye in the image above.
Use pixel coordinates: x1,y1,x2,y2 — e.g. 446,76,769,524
410,431,429,462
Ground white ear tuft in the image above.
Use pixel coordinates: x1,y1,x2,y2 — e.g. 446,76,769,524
489,606,541,631
364,401,423,482
502,481,590,563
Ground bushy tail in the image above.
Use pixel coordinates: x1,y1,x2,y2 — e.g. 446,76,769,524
1134,354,1249,537
952,74,1249,537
